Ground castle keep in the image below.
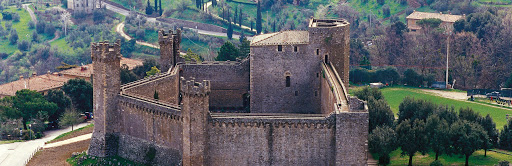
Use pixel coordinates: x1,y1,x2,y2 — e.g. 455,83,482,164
88,18,369,165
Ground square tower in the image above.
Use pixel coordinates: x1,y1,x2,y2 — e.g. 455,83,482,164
308,19,350,88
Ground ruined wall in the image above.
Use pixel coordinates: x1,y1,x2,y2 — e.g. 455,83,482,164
250,43,322,114
122,72,180,105
180,61,249,109
207,114,335,165
116,94,183,165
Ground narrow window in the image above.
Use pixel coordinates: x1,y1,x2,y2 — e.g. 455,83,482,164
316,49,319,55
278,45,283,52
295,91,298,96
315,91,318,96
294,46,298,52
286,76,290,87
316,73,319,78
325,55,329,64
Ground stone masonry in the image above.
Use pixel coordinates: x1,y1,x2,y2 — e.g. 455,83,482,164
88,18,368,165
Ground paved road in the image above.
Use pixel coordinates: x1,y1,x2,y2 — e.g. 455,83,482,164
0,122,91,166
104,1,252,40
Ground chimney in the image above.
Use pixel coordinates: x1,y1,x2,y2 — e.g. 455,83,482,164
32,73,37,77
47,71,51,75
19,76,24,80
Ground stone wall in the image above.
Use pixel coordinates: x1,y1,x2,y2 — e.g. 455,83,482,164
207,114,335,165
122,72,180,105
180,61,250,109
320,67,336,115
308,19,350,88
335,112,368,165
116,94,183,165
250,43,322,114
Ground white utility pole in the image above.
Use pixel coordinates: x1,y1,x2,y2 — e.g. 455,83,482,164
446,32,451,89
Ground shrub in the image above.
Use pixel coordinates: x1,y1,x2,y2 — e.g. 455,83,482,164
12,13,20,22
28,20,35,29
36,22,46,34
430,160,443,166
9,29,18,45
21,129,35,140
2,12,12,20
44,24,56,35
403,69,422,87
17,40,30,51
382,5,390,17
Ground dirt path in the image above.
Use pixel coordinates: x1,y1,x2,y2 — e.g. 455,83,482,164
420,89,468,100
27,139,90,166
419,89,512,111
23,4,37,23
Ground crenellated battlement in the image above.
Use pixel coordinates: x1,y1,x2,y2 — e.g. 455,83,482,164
180,77,210,96
209,113,335,129
158,29,182,44
91,40,121,62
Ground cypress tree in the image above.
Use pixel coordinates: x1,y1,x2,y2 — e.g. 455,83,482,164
159,0,162,16
212,0,217,7
234,6,238,25
256,1,262,34
154,0,158,14
239,8,242,26
146,0,153,15
227,10,233,39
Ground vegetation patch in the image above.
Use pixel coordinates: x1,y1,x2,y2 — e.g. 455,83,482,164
67,151,144,166
48,124,93,144
380,87,512,129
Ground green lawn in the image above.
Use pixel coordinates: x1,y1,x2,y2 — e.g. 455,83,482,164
48,124,93,143
0,6,54,55
347,0,408,22
0,140,24,144
0,7,33,55
387,148,511,165
380,87,512,130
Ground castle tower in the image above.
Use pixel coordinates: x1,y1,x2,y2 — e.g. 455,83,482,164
308,18,350,88
180,77,210,166
88,40,122,157
158,29,182,73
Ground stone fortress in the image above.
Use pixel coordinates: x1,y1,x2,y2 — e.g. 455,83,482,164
87,18,369,165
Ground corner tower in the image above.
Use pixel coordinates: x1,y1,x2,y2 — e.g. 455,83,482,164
88,40,122,157
308,18,350,88
158,29,181,73
180,78,210,166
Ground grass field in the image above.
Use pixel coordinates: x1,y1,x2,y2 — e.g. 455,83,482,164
380,87,512,130
387,148,511,165
347,0,408,22
0,7,34,55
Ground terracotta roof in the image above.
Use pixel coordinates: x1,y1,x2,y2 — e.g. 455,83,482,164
0,74,70,96
250,31,309,46
0,58,143,97
406,11,464,23
59,58,143,78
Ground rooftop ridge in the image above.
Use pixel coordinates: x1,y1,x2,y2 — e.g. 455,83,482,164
251,31,283,45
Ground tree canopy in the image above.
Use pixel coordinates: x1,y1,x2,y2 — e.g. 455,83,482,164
62,79,93,113
216,41,239,61
1,89,57,129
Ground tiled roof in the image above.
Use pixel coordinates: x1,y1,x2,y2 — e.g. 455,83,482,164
406,11,464,23
0,74,70,96
59,58,143,78
0,58,143,97
250,31,309,46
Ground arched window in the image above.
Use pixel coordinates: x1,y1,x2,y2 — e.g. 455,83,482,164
286,76,290,87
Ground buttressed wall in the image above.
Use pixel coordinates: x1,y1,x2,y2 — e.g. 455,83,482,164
89,18,368,166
